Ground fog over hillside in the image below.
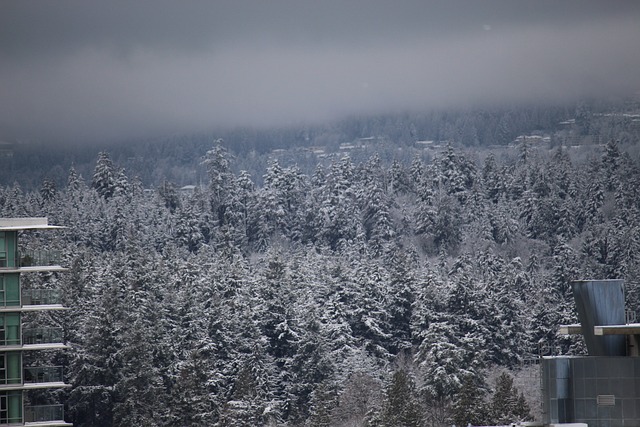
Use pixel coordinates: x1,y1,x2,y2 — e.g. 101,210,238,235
1,1,639,144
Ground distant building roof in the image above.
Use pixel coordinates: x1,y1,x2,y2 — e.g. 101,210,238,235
0,217,65,231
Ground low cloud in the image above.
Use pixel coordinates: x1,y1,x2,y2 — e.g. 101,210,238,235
1,1,639,143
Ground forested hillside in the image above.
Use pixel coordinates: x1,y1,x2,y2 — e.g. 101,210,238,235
4,101,637,191
2,137,640,426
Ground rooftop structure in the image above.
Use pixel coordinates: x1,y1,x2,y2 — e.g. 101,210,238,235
543,279,640,427
0,218,71,426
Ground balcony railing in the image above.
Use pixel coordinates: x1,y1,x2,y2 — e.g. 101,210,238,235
24,404,66,423
0,367,64,386
0,250,62,269
24,366,64,384
17,249,62,267
22,289,62,306
22,327,64,345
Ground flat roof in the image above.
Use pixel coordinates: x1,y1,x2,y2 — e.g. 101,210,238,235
0,266,68,273
0,217,65,231
559,324,582,334
559,323,640,336
594,323,640,336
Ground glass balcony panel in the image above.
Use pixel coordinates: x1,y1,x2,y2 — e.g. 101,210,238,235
24,366,64,384
22,289,61,306
24,404,65,423
16,250,62,267
22,327,64,345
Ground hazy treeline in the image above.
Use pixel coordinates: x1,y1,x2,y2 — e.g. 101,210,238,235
5,101,633,190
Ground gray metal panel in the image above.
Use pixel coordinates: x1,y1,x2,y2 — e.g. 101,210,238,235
543,358,574,424
543,357,640,426
572,280,626,356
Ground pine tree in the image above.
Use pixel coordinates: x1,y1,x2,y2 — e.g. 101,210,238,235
361,181,394,255
113,167,130,199
482,152,502,203
67,166,84,193
385,249,415,353
307,382,338,427
489,372,532,425
203,139,235,227
219,342,278,427
379,370,421,427
158,180,181,212
92,151,116,199
318,156,361,250
389,159,413,195
451,375,489,427
170,348,218,426
40,178,57,203
331,371,383,427
68,266,123,427
175,204,205,253
602,139,621,191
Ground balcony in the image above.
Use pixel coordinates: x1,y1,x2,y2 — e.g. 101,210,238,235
17,250,62,268
23,327,64,346
0,366,68,391
22,289,62,306
0,328,67,350
0,290,67,313
25,404,67,423
0,250,63,270
24,366,64,384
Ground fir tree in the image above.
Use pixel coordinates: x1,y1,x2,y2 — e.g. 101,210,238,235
451,375,489,427
379,370,421,427
489,372,532,425
92,151,116,200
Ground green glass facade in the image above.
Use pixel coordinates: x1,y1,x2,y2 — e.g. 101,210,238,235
0,391,22,424
0,219,71,426
0,353,22,385
0,232,16,269
0,230,22,424
0,313,21,347
0,275,20,306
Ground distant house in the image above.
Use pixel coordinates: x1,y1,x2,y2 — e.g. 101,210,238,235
513,135,544,144
415,140,434,147
179,185,197,195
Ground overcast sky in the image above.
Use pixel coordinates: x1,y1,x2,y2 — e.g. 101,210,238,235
1,1,639,144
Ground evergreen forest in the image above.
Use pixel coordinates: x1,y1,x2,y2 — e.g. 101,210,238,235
2,114,640,426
